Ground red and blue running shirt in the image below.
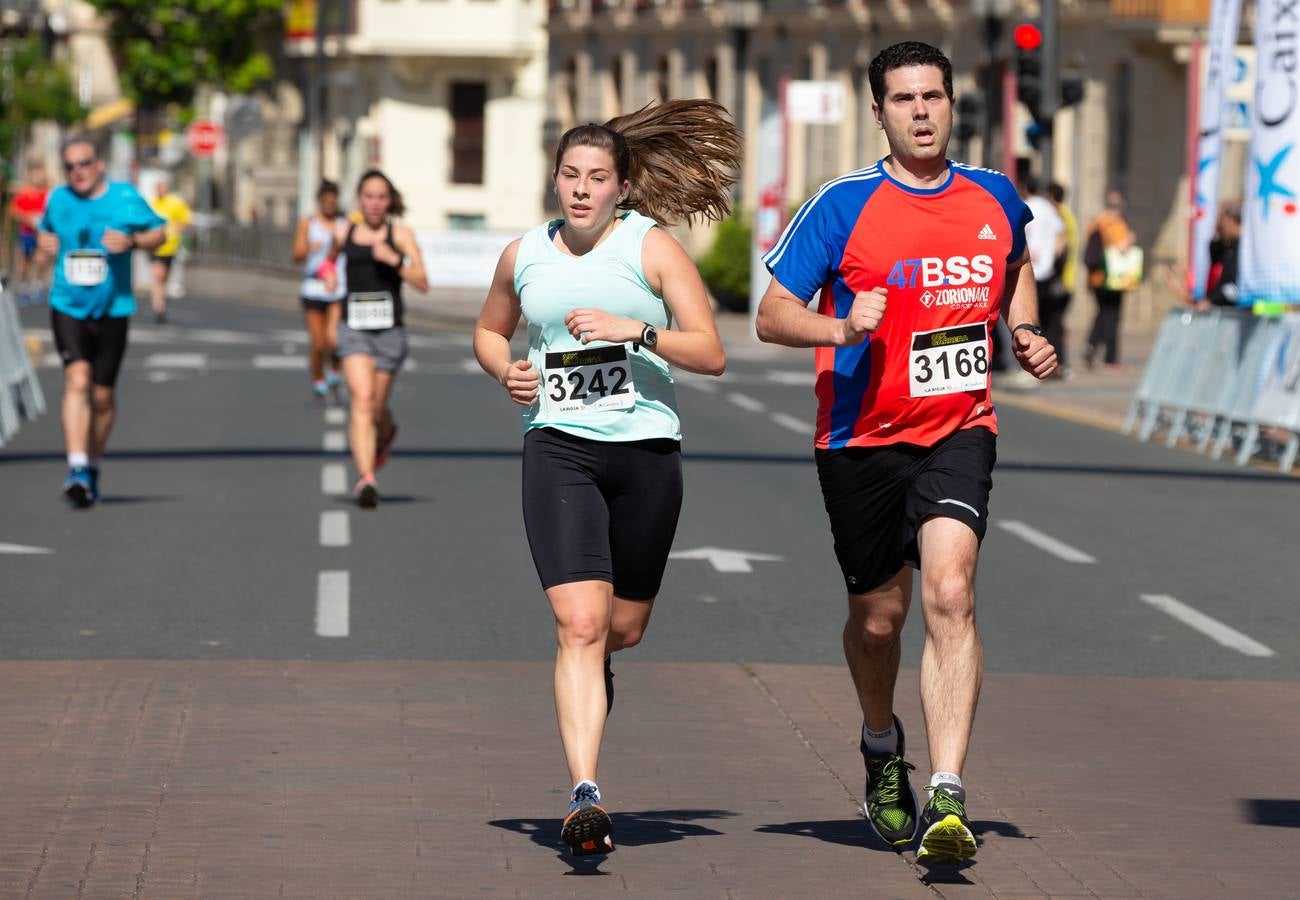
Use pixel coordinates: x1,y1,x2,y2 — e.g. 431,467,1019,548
764,160,1032,450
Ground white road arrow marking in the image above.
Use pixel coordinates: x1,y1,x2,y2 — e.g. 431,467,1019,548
0,542,53,555
669,547,784,573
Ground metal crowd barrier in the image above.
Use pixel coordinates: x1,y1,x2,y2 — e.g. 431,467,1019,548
1124,307,1300,472
0,288,47,447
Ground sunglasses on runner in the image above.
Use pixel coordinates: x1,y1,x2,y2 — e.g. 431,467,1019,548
63,158,95,173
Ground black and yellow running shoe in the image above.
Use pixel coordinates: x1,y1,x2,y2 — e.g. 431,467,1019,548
916,784,978,864
561,782,615,856
861,716,919,847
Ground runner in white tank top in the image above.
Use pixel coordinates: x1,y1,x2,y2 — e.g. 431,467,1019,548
291,180,348,401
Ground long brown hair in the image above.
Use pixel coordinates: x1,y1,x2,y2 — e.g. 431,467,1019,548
553,99,742,226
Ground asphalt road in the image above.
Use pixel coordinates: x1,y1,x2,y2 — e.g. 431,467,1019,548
4,294,1296,681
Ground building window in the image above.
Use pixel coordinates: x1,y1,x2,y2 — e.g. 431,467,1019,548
451,81,487,185
449,213,488,230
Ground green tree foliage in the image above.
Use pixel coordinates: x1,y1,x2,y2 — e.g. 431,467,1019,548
0,37,82,162
697,212,752,312
84,0,283,109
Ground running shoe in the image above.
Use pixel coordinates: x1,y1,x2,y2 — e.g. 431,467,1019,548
561,783,614,856
861,715,919,847
87,466,100,503
62,466,93,508
604,654,615,717
375,424,398,471
312,380,329,400
354,476,379,509
916,783,978,865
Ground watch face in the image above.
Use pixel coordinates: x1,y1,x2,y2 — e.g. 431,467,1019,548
644,325,658,345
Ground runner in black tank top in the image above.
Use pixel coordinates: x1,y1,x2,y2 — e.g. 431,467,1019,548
323,170,429,508
343,222,405,328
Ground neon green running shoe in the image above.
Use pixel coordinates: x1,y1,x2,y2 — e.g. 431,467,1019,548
860,715,919,847
917,783,978,864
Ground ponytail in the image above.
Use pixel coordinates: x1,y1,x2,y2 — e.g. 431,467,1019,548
553,99,742,226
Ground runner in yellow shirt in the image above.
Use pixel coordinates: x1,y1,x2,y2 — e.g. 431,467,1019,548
149,180,192,323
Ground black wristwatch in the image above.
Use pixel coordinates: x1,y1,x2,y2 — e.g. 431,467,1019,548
1012,323,1044,338
640,323,658,348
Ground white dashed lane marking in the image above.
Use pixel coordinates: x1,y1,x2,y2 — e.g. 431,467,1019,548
319,511,350,547
324,408,347,426
321,464,347,495
770,413,814,435
1140,594,1275,658
727,393,768,414
145,353,207,369
323,431,346,452
316,571,350,638
253,354,306,370
996,520,1098,564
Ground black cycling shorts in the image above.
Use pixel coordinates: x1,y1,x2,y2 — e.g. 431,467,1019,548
815,426,997,595
522,427,683,600
50,308,130,388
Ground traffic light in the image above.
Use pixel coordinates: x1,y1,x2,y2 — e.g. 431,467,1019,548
955,90,984,142
1013,21,1044,123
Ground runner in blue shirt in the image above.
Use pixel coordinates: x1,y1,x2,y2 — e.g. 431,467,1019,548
37,134,167,507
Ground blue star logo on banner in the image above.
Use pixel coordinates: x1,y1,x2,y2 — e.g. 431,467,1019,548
1255,144,1297,218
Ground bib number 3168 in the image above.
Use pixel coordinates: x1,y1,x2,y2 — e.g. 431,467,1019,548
909,323,989,397
544,346,635,414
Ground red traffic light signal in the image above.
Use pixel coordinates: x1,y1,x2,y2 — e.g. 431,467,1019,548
1013,22,1043,51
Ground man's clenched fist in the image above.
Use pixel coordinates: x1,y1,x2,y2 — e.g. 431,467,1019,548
842,287,887,345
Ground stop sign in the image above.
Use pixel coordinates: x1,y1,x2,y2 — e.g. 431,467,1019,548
186,120,225,157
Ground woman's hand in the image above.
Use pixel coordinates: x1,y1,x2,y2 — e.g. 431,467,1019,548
371,241,403,268
563,309,643,345
501,359,540,406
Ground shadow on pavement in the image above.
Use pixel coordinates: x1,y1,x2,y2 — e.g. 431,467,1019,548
97,495,181,506
1241,799,1300,827
972,819,1029,839
330,494,432,506
4,448,1297,483
490,808,734,852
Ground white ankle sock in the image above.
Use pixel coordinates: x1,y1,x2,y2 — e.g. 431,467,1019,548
862,721,898,755
68,452,89,468
929,772,963,794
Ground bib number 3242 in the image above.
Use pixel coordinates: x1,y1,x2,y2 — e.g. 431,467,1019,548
909,322,989,397
544,345,635,414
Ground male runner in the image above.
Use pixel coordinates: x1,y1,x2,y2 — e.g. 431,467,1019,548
756,41,1056,864
148,179,192,321
38,135,166,506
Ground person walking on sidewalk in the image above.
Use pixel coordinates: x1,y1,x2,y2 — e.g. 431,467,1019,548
474,99,738,857
37,134,167,507
147,179,192,323
755,42,1056,865
1022,176,1066,374
1047,182,1079,374
321,170,427,508
293,179,347,401
1083,190,1141,370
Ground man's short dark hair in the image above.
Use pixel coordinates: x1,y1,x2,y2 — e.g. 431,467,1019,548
60,132,102,160
1048,182,1066,204
868,42,954,106
1023,174,1041,196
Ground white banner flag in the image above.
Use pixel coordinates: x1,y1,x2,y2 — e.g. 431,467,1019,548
1190,0,1242,300
1240,1,1300,306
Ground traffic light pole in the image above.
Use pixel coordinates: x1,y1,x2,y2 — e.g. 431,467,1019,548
1039,0,1059,179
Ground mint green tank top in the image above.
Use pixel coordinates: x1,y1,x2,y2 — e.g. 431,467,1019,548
514,210,680,442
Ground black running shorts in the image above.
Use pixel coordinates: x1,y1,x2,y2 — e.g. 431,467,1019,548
522,427,683,600
50,308,130,388
814,426,997,595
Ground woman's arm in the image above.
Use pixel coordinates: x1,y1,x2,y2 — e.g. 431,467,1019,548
393,224,429,292
562,227,726,376
474,240,538,405
292,216,311,263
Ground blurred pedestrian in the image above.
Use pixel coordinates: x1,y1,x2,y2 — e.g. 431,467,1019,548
1023,176,1066,375
10,163,50,303
1083,190,1141,370
1200,200,1241,312
292,179,347,401
37,135,167,507
1046,181,1079,374
148,179,192,323
474,99,737,858
321,170,428,508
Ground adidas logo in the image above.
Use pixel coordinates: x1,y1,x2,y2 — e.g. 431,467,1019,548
978,224,997,240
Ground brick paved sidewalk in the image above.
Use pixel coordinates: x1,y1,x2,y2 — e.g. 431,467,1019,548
1,660,1295,898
